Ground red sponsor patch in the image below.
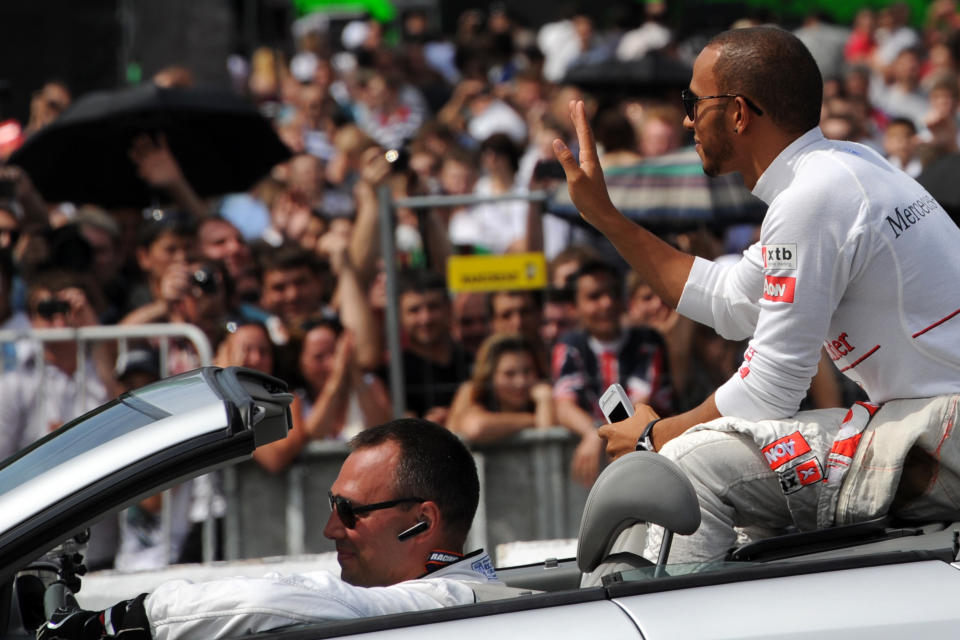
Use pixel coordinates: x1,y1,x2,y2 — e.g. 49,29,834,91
795,458,823,486
829,433,863,459
739,366,750,378
762,275,796,303
762,431,812,470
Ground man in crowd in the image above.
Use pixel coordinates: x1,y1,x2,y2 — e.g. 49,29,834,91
398,269,472,424
551,260,673,486
555,26,960,562
552,260,673,419
489,289,542,344
258,245,331,338
39,419,510,640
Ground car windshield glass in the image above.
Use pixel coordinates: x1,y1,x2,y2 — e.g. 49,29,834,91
127,369,221,415
0,398,155,496
0,370,222,499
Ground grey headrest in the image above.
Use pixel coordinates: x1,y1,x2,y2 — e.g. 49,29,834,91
577,451,701,573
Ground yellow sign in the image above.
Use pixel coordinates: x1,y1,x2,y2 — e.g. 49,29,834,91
447,252,548,292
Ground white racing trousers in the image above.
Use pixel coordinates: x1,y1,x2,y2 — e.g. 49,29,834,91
642,394,960,563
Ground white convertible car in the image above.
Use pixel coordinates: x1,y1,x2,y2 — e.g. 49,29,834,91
2,367,959,639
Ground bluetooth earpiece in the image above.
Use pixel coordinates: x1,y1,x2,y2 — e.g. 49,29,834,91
397,520,429,541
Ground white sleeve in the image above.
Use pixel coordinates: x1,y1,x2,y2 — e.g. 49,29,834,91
713,187,863,420
676,248,763,341
146,572,477,640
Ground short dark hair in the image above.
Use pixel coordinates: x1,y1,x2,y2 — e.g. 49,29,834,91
479,133,521,173
349,418,479,544
568,260,622,300
136,208,198,248
259,245,328,277
398,268,447,298
707,26,823,135
887,116,918,135
486,289,542,318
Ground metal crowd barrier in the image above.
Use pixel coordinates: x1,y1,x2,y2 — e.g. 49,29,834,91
223,427,592,561
0,323,215,563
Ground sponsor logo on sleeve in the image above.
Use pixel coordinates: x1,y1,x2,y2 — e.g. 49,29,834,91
763,275,796,303
739,346,757,378
761,243,797,270
762,431,812,470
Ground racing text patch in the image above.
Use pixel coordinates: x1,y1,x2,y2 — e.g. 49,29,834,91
762,431,812,470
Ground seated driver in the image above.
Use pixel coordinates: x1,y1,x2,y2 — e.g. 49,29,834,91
39,419,511,640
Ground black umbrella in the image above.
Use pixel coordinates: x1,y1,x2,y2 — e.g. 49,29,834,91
562,51,693,97
9,83,291,208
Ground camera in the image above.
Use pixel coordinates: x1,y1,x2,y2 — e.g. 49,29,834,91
36,299,71,319
191,265,220,295
384,147,410,173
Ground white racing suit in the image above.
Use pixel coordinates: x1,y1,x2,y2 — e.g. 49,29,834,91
643,395,960,562
643,128,960,563
146,550,510,640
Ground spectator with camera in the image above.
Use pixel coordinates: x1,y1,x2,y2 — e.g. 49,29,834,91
0,269,109,460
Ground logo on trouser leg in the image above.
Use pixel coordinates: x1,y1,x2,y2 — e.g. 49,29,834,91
762,431,812,470
777,458,823,494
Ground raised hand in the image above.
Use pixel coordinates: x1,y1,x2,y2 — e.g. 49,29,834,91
552,100,618,230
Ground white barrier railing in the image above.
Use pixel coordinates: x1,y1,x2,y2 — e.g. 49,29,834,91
0,323,215,564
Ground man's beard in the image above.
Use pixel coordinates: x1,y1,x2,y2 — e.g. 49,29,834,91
701,124,735,178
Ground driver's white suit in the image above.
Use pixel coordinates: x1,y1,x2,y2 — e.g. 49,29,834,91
146,550,514,640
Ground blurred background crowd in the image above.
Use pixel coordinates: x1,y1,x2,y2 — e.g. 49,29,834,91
2,0,960,570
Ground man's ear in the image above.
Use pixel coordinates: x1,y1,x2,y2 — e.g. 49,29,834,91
417,500,442,535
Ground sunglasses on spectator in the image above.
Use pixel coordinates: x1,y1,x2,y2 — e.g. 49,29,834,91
681,89,764,121
328,491,423,529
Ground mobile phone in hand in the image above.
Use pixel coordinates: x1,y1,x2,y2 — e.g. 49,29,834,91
599,383,634,424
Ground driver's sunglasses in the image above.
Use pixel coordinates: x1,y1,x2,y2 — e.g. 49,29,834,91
681,89,764,121
328,491,423,529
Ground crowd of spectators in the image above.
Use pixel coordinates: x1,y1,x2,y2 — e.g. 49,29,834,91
1,0,959,570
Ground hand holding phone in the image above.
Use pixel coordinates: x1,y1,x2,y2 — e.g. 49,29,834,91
599,383,634,424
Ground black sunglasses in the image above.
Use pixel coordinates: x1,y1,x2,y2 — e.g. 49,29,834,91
681,89,764,121
328,491,423,529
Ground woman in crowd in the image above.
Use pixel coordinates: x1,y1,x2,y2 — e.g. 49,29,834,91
448,333,556,443
293,316,391,442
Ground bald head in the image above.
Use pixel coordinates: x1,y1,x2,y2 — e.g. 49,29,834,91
707,26,822,135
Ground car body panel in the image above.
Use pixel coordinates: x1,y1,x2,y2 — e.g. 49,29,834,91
3,367,960,639
617,560,960,639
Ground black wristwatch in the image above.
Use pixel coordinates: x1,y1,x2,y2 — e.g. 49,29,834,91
636,418,661,452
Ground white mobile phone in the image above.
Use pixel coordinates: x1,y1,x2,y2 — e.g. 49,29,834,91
599,383,634,424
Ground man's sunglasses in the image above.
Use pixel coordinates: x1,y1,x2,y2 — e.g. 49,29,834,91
681,89,764,121
328,491,423,529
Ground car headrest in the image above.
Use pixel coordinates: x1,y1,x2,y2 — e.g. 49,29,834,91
576,451,701,573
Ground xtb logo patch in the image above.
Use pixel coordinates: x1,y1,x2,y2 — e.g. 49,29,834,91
761,243,797,270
